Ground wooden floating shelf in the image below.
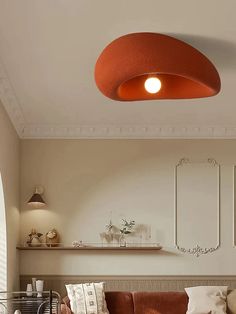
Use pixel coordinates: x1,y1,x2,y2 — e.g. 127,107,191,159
16,246,162,251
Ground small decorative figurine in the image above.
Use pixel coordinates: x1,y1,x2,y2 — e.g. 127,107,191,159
27,229,43,247
72,240,84,248
45,229,59,247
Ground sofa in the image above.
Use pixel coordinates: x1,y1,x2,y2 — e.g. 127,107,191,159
61,291,190,314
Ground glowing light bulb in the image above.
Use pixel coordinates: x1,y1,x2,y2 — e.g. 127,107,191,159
144,77,162,94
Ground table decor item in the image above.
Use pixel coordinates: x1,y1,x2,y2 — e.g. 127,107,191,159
36,280,44,298
26,283,33,297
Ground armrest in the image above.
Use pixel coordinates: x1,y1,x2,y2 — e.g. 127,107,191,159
61,303,72,314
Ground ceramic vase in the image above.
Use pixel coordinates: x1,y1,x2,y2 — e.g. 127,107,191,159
30,237,42,247
36,280,44,298
26,283,33,297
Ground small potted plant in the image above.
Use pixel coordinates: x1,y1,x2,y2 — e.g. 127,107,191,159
119,219,135,247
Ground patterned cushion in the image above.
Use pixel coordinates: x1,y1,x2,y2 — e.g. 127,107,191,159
66,282,109,314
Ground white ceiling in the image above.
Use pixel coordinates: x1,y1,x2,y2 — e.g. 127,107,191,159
0,0,236,138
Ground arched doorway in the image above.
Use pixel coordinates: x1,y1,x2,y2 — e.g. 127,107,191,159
0,174,7,291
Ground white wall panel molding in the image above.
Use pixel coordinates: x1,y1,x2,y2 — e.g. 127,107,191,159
174,158,221,257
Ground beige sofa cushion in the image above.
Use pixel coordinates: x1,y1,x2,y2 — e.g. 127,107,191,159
227,289,236,314
185,286,228,314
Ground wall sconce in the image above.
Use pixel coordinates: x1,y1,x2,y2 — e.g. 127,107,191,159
27,186,46,208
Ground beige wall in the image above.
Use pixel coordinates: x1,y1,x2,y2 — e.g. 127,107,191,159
20,139,236,276
0,101,20,290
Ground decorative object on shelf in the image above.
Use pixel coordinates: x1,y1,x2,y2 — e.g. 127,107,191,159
32,277,37,291
134,224,152,244
95,32,221,101
119,233,126,247
105,219,114,241
27,185,46,208
100,219,121,245
72,240,84,248
100,220,114,245
14,310,21,314
26,283,33,297
27,229,43,247
119,219,135,247
36,280,44,298
45,229,60,247
99,218,155,247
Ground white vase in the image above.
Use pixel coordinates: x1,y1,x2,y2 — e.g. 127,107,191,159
30,237,41,247
119,234,126,247
26,283,33,297
36,280,44,297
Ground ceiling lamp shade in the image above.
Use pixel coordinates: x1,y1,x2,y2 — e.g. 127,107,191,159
94,33,221,101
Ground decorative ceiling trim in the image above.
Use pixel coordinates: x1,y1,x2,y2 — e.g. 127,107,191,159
0,61,25,136
21,124,236,139
1,57,236,139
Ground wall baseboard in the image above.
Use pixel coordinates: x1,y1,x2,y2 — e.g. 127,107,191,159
20,275,236,297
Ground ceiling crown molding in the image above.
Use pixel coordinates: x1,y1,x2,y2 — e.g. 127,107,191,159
1,60,236,139
0,61,25,136
21,124,236,139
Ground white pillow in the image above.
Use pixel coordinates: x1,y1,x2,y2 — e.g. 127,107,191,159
66,282,109,314
185,286,228,314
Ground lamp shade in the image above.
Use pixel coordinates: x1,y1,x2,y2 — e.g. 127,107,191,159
94,33,221,101
27,186,46,208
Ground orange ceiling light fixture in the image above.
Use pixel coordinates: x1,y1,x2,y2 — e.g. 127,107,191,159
94,33,221,101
